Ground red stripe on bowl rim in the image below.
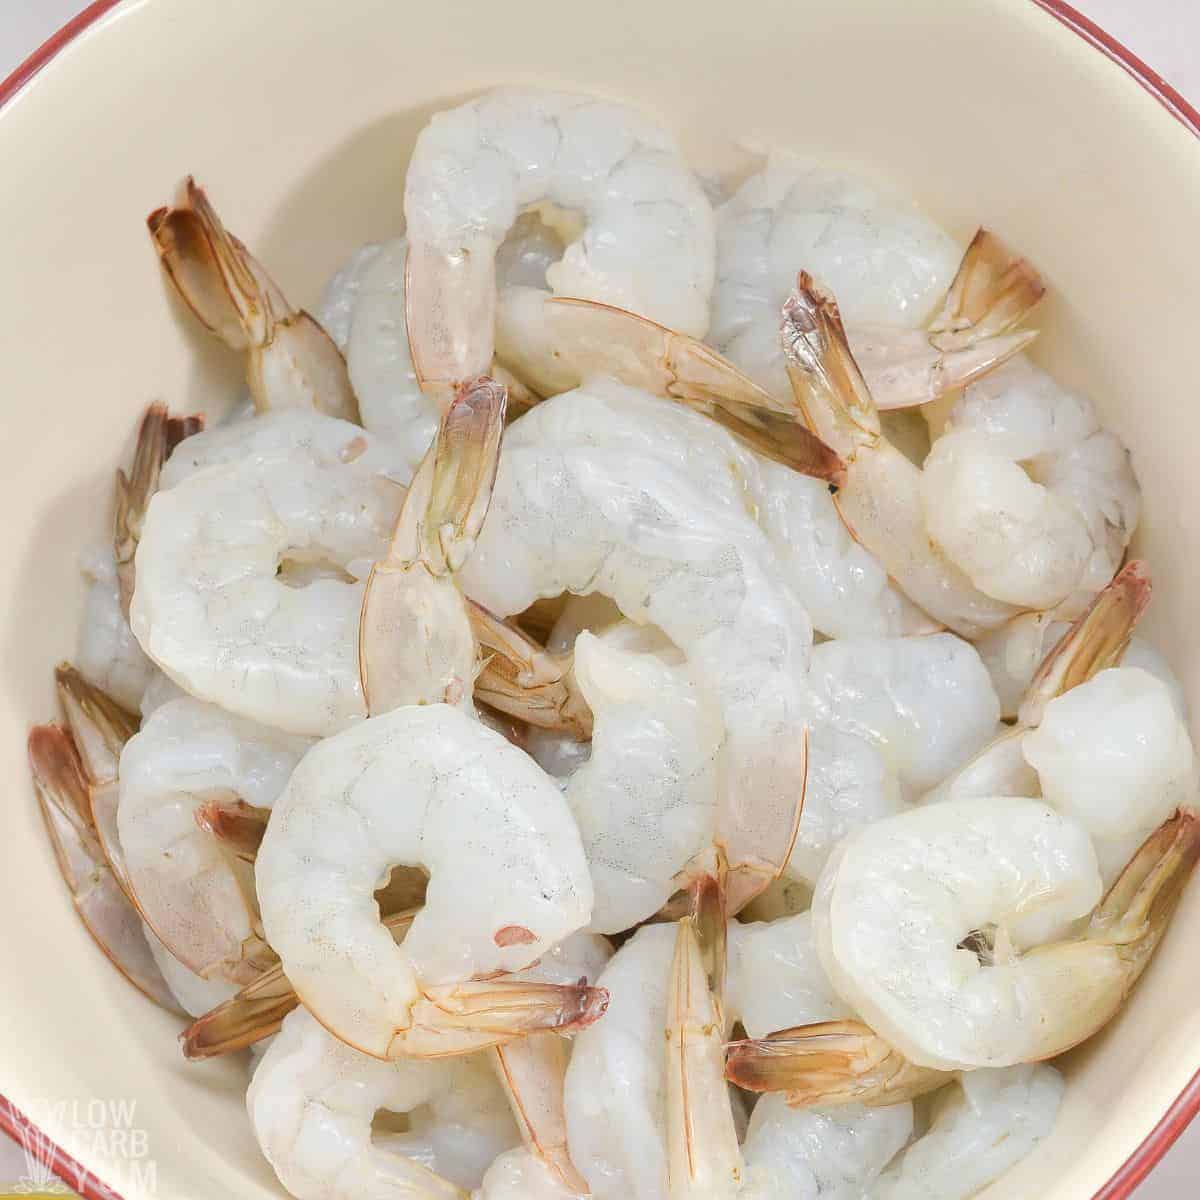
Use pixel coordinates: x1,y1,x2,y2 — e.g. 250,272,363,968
0,1,1198,1198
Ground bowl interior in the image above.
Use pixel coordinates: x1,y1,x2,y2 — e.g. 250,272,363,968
2,0,1199,1196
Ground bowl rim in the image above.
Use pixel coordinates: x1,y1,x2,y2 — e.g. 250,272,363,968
1,1,1198,1197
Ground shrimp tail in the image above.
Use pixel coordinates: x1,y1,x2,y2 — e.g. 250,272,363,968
724,1018,952,1107
28,724,183,1015
470,602,593,738
393,978,610,1059
359,376,507,714
1019,559,1151,726
115,404,204,615
54,663,139,895
927,228,1046,350
194,798,270,863
492,1034,591,1196
781,274,881,459
181,909,420,1060
538,296,846,484
148,177,359,422
665,918,744,1198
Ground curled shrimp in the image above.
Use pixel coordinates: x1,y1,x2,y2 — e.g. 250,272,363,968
812,801,1199,1071
117,696,310,983
919,354,1139,611
255,703,603,1059
148,178,359,421
783,274,1020,637
27,724,181,1014
458,380,814,910
248,1005,519,1199
403,88,714,397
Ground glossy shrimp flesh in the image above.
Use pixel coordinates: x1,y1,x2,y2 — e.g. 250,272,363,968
403,88,714,395
248,1005,519,1199
255,704,601,1059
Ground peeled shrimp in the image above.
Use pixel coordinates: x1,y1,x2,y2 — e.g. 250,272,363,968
1024,668,1197,882
499,377,924,640
783,276,1020,637
117,696,310,983
248,1005,518,1200
131,413,403,735
317,242,384,353
473,1149,580,1200
875,1065,1063,1200
919,356,1139,611
76,546,158,713
458,381,813,903
710,157,962,399
148,178,358,422
812,799,1199,1070
403,88,714,394
144,929,238,1018
561,623,724,933
256,704,601,1059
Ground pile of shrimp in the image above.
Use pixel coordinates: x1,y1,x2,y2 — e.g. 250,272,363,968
29,88,1199,1200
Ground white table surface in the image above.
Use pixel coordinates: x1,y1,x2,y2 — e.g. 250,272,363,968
2,1,1198,1196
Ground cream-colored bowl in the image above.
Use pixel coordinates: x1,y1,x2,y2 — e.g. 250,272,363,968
1,1,1198,1196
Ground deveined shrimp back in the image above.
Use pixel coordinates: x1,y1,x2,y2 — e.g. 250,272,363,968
256,704,601,1059
404,88,714,394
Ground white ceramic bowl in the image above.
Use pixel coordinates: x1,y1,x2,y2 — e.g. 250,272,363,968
1,1,1198,1196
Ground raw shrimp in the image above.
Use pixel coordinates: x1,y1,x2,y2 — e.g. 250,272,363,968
76,547,158,712
144,929,238,1018
131,415,404,735
504,377,922,640
919,355,1139,612
256,704,602,1059
317,242,384,352
927,560,1153,814
491,932,612,1194
27,724,180,1014
874,1065,1063,1200
561,622,725,933
148,178,358,421
1024,668,1197,882
247,1005,519,1200
458,381,814,901
358,376,504,715
403,88,714,394
807,634,1000,794
473,1149,581,1200
117,696,311,983
710,157,961,399
783,276,1021,637
740,1097,913,1199
812,799,1199,1070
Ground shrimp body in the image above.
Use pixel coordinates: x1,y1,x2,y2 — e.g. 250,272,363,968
921,356,1139,612
1023,668,1196,882
499,379,918,639
404,88,714,391
143,929,238,1018
711,157,961,398
131,417,403,735
248,1006,518,1200
256,704,598,1059
76,546,157,711
563,623,723,933
875,1065,1063,1200
458,383,813,895
118,697,310,982
473,1149,580,1199
814,797,1109,1069
741,1097,913,1200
